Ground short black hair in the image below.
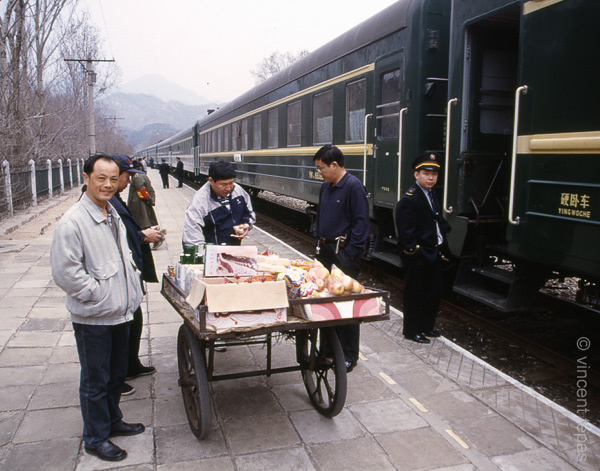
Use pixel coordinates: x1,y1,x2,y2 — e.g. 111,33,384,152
209,160,236,182
83,153,117,175
313,144,344,167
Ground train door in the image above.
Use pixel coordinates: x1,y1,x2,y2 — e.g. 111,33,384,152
373,52,404,209
455,4,520,232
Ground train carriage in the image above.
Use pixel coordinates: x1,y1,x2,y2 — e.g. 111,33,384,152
445,0,600,310
137,0,599,311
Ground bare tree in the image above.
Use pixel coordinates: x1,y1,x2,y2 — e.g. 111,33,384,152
250,49,309,84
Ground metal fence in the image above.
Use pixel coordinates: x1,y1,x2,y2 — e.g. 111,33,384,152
0,158,85,219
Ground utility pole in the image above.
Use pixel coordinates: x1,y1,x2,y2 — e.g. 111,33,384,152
64,57,115,156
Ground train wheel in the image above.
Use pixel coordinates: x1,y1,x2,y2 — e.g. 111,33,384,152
296,328,347,417
177,323,211,439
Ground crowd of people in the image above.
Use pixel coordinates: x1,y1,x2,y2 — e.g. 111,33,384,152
51,145,450,462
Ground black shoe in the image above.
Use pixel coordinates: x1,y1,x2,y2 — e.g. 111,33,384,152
423,330,441,338
110,421,145,437
84,440,127,461
214,346,227,352
345,360,358,373
404,333,431,344
121,383,135,396
126,365,156,380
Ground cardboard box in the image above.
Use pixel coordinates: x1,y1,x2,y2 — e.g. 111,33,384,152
186,278,289,312
205,308,286,333
295,295,382,322
175,264,204,296
185,277,289,333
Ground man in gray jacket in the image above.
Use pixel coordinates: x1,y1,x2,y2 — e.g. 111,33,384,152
51,154,145,462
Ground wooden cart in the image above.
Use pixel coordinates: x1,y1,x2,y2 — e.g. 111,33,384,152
161,274,390,439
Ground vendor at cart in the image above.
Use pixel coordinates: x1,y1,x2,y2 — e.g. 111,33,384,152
182,160,256,255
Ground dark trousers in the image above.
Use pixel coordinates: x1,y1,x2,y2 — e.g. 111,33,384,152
402,255,442,336
127,306,143,375
316,243,361,364
73,322,129,446
177,175,183,188
160,174,169,188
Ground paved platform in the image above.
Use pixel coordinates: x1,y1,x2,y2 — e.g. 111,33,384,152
0,169,598,470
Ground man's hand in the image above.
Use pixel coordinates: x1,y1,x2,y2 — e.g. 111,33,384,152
142,227,163,244
231,223,250,239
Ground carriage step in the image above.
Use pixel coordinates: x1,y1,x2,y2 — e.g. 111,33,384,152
471,266,514,284
453,284,520,312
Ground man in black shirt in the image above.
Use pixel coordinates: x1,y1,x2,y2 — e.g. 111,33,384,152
313,145,370,372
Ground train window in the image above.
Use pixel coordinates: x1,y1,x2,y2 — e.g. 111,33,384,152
346,79,366,142
241,119,248,151
378,69,401,139
268,109,278,148
233,123,241,151
253,115,261,149
212,131,217,153
267,110,279,149
224,125,230,152
217,128,223,152
313,90,333,145
287,101,301,147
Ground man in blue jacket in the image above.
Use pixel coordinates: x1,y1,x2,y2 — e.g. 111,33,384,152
110,154,163,389
395,152,452,343
182,160,255,252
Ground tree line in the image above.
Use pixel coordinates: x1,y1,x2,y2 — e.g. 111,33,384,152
0,0,132,169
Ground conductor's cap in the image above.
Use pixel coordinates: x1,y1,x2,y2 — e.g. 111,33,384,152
412,152,441,171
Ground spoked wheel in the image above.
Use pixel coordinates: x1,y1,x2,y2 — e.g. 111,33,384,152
296,327,347,417
177,323,211,439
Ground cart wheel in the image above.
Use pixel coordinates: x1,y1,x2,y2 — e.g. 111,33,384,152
296,327,347,417
177,323,211,439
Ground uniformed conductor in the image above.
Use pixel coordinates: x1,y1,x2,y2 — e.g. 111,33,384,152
395,152,451,343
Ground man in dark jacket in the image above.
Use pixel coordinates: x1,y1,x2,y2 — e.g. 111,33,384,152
110,154,163,388
157,158,170,188
395,152,451,343
175,157,184,188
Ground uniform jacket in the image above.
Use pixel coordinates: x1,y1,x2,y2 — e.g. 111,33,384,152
111,193,158,284
51,193,143,325
395,183,451,263
127,172,158,229
157,162,170,176
175,160,184,177
182,182,255,249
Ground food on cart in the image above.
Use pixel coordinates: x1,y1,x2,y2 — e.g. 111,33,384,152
330,267,363,295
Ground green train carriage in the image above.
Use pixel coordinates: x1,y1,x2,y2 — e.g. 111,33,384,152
445,0,600,310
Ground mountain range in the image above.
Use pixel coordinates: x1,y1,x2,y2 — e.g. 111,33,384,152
98,75,221,150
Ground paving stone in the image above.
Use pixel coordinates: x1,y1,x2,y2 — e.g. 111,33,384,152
391,367,460,397
8,330,61,348
27,381,79,410
0,366,45,387
213,386,283,420
27,306,68,319
1,437,80,471
41,362,79,384
310,436,396,471
377,427,469,470
349,398,428,434
18,317,67,331
155,423,227,465
271,383,313,412
422,389,495,422
12,406,81,443
492,447,577,470
151,322,181,338
223,414,300,455
154,395,189,427
49,345,78,364
0,385,34,412
0,347,53,366
345,372,397,404
453,415,539,457
157,456,235,471
153,371,181,398
234,447,316,471
290,408,365,444
0,411,23,446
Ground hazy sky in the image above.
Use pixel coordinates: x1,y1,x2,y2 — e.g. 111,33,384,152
80,0,399,103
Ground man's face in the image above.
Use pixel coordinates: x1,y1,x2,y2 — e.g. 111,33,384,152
315,159,338,184
117,171,131,192
414,169,438,191
209,177,235,198
83,159,120,207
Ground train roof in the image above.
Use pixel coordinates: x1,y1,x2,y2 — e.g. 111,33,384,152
196,0,412,128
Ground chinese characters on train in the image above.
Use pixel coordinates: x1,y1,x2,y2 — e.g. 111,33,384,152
558,193,591,219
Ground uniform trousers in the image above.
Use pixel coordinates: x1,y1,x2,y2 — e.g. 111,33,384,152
402,254,442,336
73,322,129,446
